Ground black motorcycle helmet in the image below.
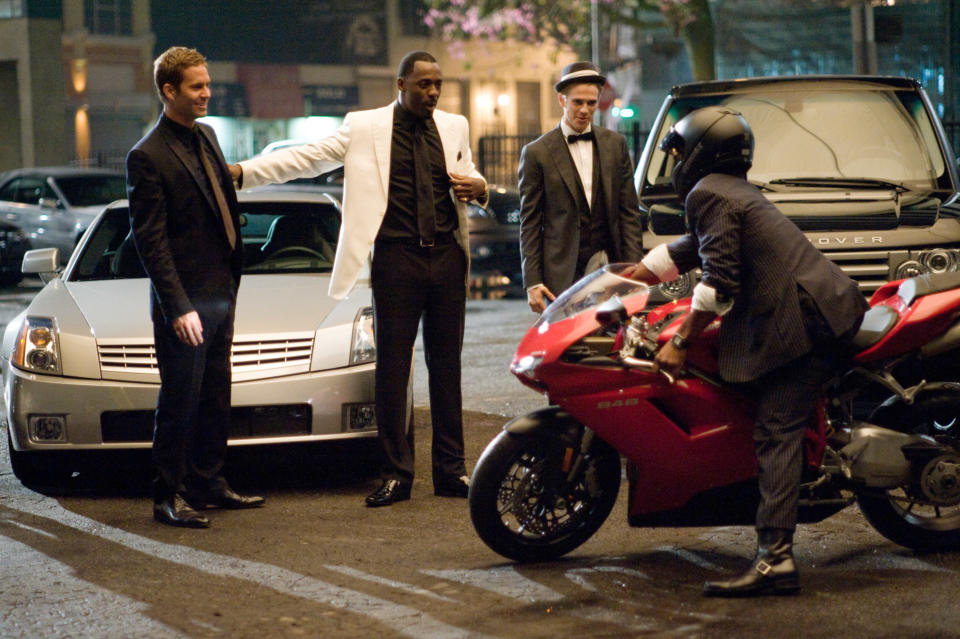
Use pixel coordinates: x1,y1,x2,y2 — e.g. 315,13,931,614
659,106,754,200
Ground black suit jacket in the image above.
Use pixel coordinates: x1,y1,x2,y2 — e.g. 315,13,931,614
126,116,243,323
667,173,868,382
518,126,644,293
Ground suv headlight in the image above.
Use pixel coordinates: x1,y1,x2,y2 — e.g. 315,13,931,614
12,317,62,375
350,307,376,365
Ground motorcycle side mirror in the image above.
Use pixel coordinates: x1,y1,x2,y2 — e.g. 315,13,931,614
595,296,627,326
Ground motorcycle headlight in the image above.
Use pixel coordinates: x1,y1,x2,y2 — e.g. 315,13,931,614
349,307,376,365
12,317,62,375
510,353,544,379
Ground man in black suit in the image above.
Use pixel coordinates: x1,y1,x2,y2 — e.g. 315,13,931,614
634,106,868,596
126,46,264,528
519,61,644,313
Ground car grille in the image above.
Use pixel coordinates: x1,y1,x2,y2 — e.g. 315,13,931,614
97,332,315,382
821,249,892,293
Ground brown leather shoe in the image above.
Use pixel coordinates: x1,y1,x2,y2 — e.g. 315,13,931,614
153,494,210,528
365,479,412,507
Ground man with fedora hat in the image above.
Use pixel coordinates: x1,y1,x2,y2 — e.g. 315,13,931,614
519,61,644,313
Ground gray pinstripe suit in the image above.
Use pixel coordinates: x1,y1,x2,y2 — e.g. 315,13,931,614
667,173,867,529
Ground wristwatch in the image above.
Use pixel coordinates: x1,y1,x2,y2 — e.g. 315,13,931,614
670,333,690,350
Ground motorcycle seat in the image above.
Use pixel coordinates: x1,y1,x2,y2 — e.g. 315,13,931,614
851,304,899,351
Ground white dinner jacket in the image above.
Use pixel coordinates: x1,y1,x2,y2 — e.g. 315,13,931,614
239,104,486,299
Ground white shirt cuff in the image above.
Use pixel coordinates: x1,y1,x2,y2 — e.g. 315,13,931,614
640,243,679,282
691,282,734,316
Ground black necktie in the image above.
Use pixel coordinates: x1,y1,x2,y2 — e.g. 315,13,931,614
195,130,237,250
413,119,437,245
567,131,594,144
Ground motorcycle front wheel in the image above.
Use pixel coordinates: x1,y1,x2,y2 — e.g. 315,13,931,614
469,428,621,562
857,384,960,551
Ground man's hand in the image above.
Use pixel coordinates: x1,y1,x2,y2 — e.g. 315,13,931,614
172,311,204,346
526,284,555,314
228,163,242,182
449,173,485,202
653,340,687,377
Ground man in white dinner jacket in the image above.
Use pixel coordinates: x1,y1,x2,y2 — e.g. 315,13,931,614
230,51,488,507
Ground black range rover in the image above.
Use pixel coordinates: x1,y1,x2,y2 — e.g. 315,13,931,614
634,75,960,305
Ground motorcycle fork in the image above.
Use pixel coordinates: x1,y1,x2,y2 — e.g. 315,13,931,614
541,425,594,501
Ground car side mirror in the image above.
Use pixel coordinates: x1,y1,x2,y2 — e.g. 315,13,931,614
21,247,60,282
38,198,60,210
649,203,687,236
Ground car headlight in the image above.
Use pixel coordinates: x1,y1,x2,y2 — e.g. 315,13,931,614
350,307,376,365
12,317,62,375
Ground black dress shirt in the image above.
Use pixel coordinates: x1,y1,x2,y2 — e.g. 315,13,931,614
378,102,458,241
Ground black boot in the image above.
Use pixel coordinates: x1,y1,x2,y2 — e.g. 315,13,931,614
703,528,800,597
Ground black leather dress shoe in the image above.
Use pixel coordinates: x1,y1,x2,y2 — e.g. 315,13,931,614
153,495,210,528
188,486,266,510
434,474,470,498
366,479,412,507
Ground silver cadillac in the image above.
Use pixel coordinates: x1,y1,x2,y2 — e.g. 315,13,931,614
2,188,398,485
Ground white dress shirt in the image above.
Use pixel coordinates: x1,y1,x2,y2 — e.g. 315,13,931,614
560,120,594,209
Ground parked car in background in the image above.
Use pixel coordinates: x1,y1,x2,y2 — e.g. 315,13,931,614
467,184,522,288
1,188,404,486
0,221,29,286
634,75,960,306
0,166,127,264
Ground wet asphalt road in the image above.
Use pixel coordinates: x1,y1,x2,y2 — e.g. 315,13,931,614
2,283,960,638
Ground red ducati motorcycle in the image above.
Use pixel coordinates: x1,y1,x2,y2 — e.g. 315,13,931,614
469,263,960,561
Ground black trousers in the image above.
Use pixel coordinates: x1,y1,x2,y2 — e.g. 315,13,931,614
151,293,235,501
749,345,838,531
371,239,467,486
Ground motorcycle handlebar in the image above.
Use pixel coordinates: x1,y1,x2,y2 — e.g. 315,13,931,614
620,356,676,384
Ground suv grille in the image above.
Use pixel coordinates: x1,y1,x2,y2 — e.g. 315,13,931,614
822,249,891,293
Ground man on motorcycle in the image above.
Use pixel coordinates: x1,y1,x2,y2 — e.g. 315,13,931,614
632,106,868,597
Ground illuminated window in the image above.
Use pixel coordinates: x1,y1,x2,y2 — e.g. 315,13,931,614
0,0,23,19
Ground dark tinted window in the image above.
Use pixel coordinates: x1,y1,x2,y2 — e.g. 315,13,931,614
70,200,342,281
54,175,127,207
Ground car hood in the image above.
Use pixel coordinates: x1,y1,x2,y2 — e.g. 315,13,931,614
65,274,363,340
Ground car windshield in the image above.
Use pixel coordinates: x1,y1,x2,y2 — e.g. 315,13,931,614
535,263,650,327
643,81,951,196
70,200,341,281
53,175,127,207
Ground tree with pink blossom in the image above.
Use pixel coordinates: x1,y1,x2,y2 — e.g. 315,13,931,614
423,0,715,81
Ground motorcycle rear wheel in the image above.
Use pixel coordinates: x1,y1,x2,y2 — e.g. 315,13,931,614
469,428,621,562
857,385,960,551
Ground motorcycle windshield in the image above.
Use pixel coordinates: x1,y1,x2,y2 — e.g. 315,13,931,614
536,263,650,328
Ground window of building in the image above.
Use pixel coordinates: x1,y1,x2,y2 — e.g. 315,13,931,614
0,0,24,19
85,0,132,35
399,0,430,36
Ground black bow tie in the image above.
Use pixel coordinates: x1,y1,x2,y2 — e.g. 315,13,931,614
567,131,594,144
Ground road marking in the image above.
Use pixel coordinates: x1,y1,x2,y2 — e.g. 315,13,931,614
655,545,728,572
2,488,494,639
0,534,188,638
564,565,650,591
422,567,564,602
423,567,672,633
324,564,458,602
2,518,59,539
